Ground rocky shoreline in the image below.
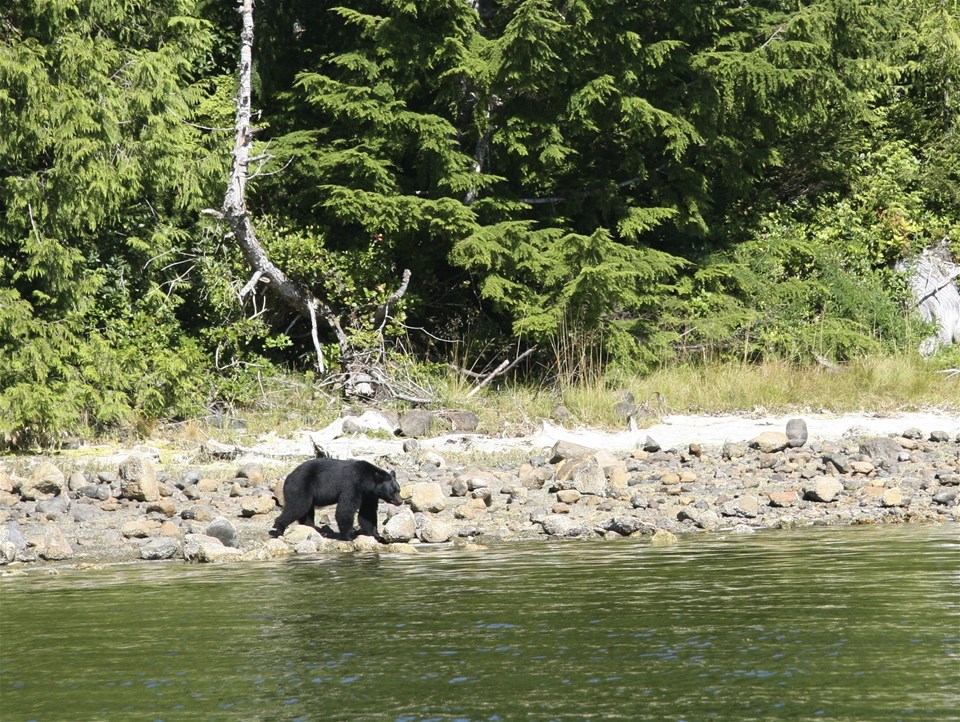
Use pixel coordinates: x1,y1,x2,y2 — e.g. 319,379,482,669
2,414,959,572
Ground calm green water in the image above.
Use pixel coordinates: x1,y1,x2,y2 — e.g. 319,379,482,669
1,525,958,721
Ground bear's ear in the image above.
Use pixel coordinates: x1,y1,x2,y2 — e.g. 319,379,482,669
386,470,397,483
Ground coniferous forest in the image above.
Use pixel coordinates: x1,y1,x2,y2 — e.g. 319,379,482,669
1,0,959,447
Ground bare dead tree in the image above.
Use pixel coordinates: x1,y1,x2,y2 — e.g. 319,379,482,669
205,0,411,381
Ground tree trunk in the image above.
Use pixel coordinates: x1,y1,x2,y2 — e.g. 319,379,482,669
217,0,348,373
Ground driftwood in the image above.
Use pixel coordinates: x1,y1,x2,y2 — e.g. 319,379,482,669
466,346,537,397
899,242,960,357
205,0,411,378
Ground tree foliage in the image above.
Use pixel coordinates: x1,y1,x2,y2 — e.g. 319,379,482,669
1,0,958,446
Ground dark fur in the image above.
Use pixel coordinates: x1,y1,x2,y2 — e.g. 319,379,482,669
269,458,402,541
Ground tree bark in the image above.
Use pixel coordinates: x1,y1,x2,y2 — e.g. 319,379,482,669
218,0,348,373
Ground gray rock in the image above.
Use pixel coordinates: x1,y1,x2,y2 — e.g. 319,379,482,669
722,441,749,460
236,463,265,486
206,516,239,547
553,457,607,496
140,537,181,560
399,409,435,438
36,493,71,516
938,473,960,486
402,439,420,453
40,525,74,560
119,455,160,502
719,495,759,518
418,518,453,543
859,437,903,465
382,507,417,543
932,489,957,505
77,484,112,501
604,516,648,536
750,432,790,453
549,440,597,463
786,418,808,447
804,476,843,503
409,482,446,513
539,514,591,537
72,503,101,523
823,451,851,474
641,436,661,453
678,507,720,530
446,410,480,432
929,430,950,442
0,521,26,564
21,462,65,500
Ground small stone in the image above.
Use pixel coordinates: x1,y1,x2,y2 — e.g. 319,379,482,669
36,493,71,516
859,437,903,465
455,498,489,520
849,461,876,475
206,516,239,547
722,441,749,460
554,457,607,496
750,432,790,453
786,418,808,448
236,463,266,486
146,499,177,518
768,489,799,508
641,436,661,453
381,506,417,543
409,482,446,513
556,489,582,504
196,478,220,493
823,451,851,474
720,495,759,518
40,526,74,560
539,514,590,537
804,476,843,503
140,537,181,560
688,443,702,458
22,462,65,500
446,410,480,432
402,439,420,453
650,529,678,546
929,430,950,443
932,489,957,505
240,496,276,517
881,488,903,508
119,455,160,502
382,508,417,543
121,519,161,538
399,409,434,438
549,440,597,463
418,518,453,543
604,516,646,536
679,507,720,530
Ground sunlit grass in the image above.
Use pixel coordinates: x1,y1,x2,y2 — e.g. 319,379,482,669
152,354,957,445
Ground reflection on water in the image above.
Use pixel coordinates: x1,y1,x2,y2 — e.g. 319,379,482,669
1,525,958,721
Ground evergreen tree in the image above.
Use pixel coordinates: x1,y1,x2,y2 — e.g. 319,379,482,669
0,0,220,445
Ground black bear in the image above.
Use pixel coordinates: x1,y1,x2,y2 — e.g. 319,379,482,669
269,458,403,541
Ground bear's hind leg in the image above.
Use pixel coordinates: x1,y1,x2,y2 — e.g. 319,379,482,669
298,506,319,531
334,497,359,540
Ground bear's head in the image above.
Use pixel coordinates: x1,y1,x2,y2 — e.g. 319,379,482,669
377,470,403,506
